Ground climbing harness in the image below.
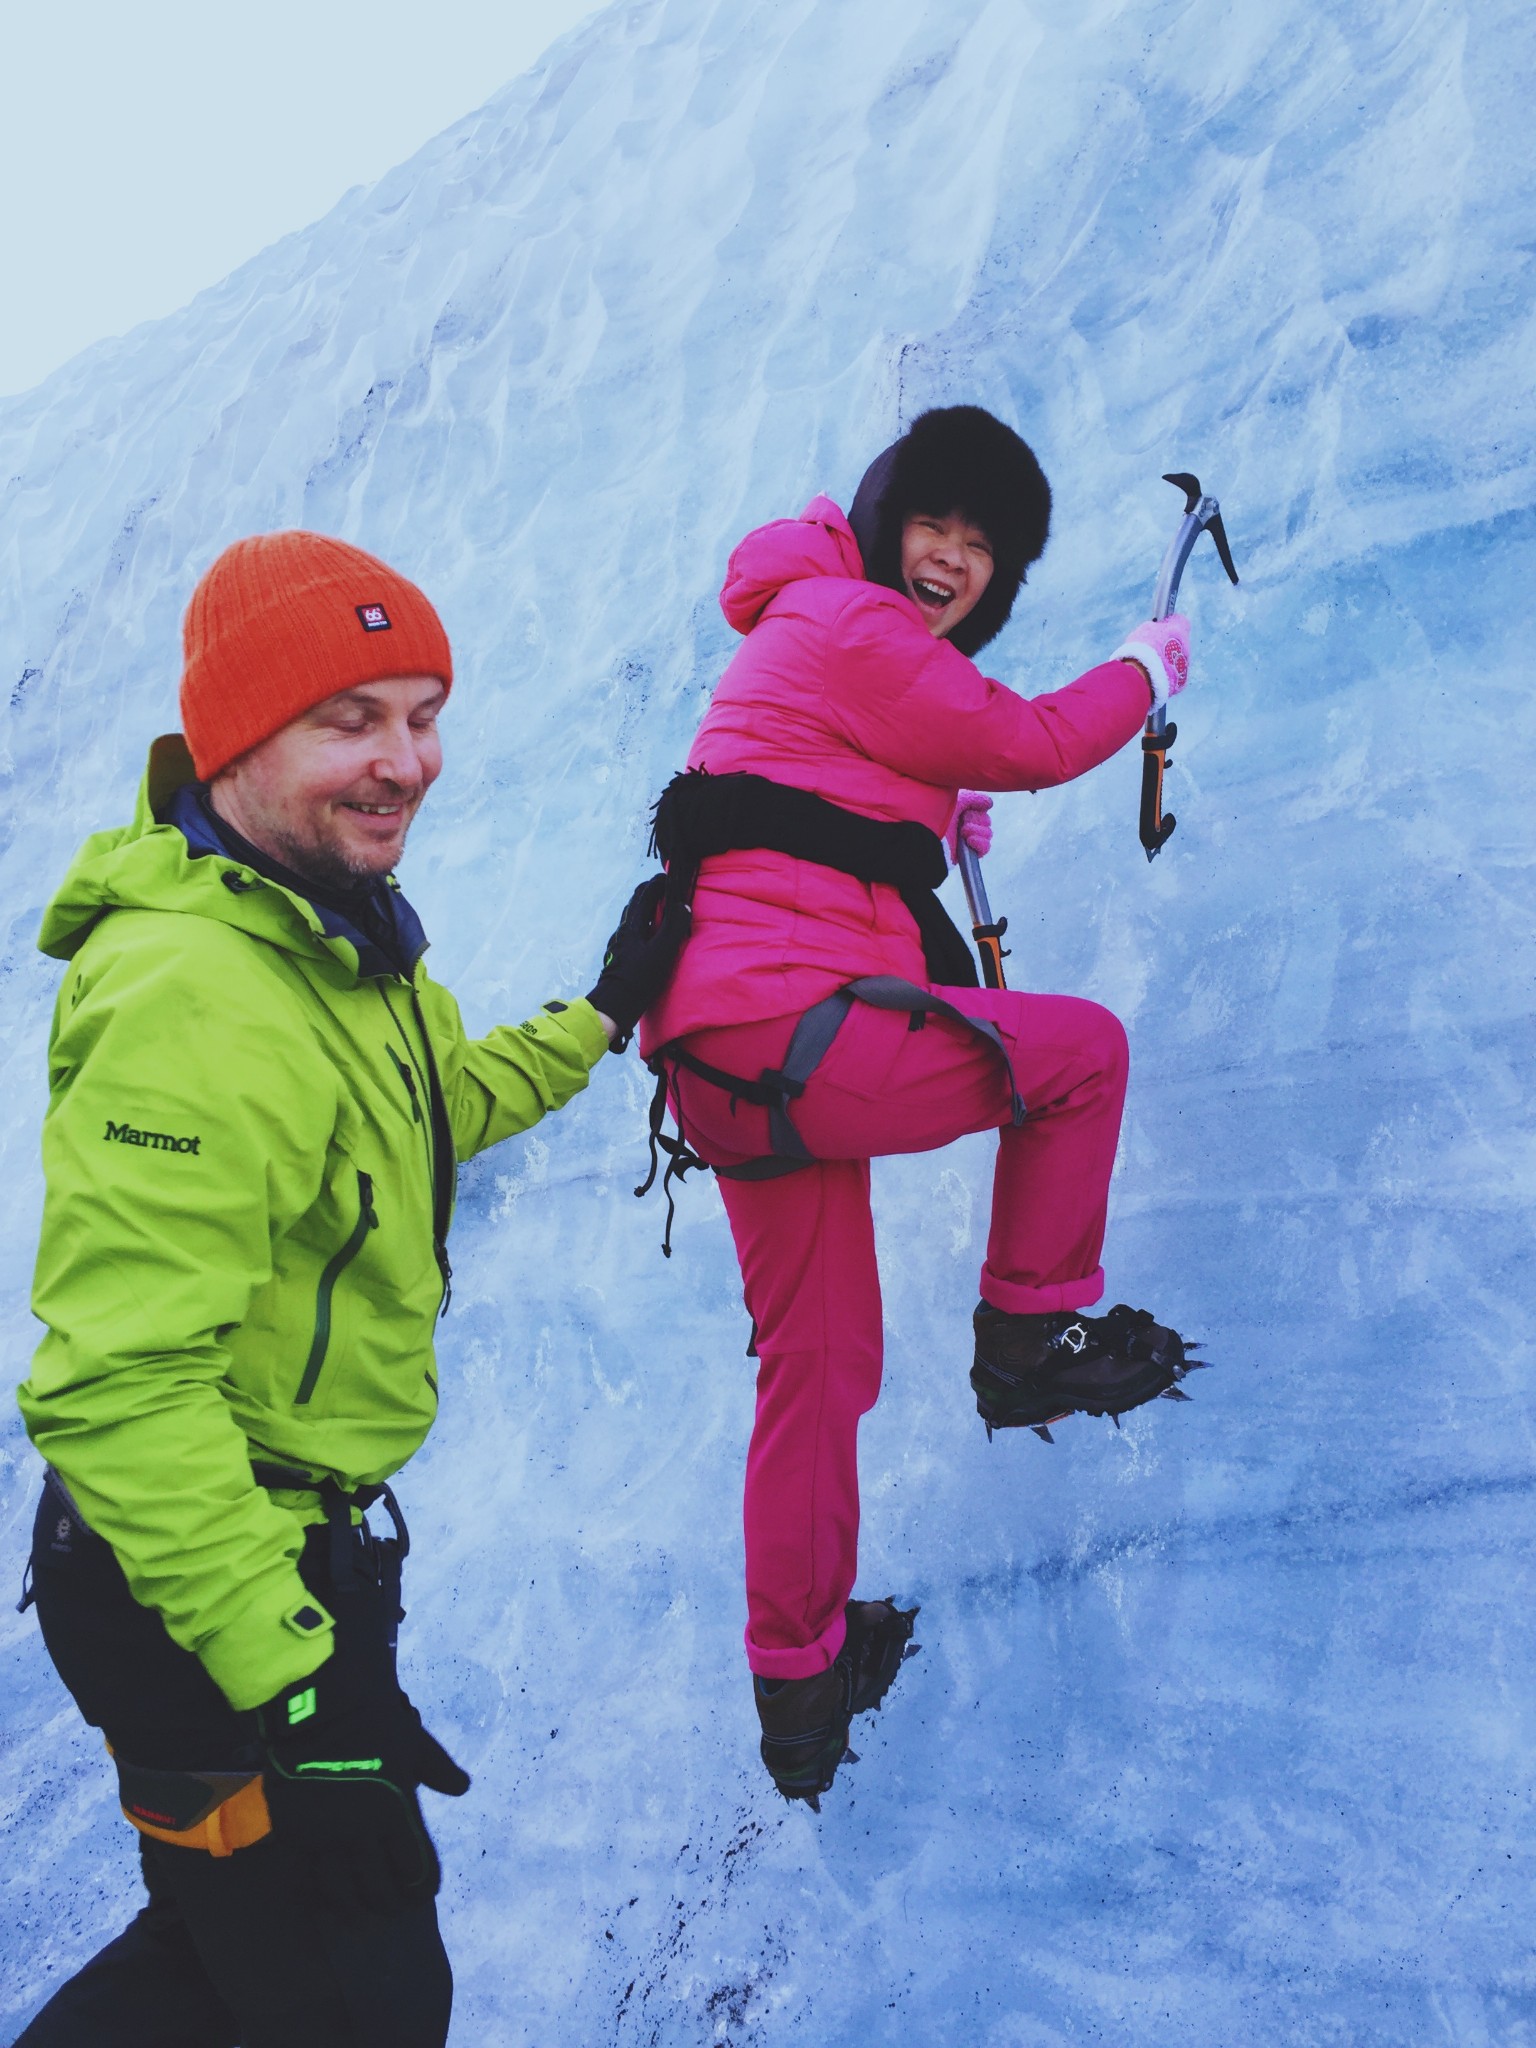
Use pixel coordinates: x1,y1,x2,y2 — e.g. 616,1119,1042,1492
635,766,1029,1253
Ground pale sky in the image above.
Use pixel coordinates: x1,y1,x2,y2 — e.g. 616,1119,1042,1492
1,0,605,398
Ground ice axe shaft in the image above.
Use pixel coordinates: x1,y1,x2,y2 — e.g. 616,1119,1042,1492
1139,471,1239,861
957,840,1009,990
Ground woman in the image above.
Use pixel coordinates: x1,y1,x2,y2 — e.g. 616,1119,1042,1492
639,406,1193,1806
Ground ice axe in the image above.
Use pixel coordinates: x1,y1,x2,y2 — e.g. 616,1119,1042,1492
1139,472,1239,860
957,838,1009,989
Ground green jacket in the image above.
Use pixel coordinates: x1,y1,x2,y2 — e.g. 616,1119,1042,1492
18,738,609,1710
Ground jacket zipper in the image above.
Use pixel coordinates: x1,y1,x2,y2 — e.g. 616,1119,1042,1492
377,982,455,1314
294,1171,377,1405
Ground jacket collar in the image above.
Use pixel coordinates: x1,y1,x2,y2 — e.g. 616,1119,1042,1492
165,781,427,981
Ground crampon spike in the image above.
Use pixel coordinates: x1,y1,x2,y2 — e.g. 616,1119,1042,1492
1110,1412,1122,1430
1160,1385,1192,1402
844,1749,860,1766
805,1791,821,1813
985,1420,994,1443
1032,1423,1055,1443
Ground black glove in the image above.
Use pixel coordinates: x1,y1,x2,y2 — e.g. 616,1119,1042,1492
257,1653,470,1920
585,873,691,1050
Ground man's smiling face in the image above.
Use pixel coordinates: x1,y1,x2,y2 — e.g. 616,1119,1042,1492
210,673,446,888
899,511,995,640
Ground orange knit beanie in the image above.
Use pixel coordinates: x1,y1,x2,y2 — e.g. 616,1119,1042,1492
180,531,453,779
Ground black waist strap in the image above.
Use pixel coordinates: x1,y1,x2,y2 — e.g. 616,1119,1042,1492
651,768,947,891
649,768,979,989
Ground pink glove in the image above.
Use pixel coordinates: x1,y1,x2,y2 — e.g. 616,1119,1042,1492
1111,612,1191,709
945,791,993,865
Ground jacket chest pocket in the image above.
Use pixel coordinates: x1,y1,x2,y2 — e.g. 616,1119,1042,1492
293,1169,378,1406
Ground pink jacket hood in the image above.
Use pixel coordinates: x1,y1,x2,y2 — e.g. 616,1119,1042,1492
720,496,866,634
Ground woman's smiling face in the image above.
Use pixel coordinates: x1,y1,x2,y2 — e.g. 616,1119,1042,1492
899,511,995,638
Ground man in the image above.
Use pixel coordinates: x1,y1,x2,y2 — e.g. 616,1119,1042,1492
13,530,682,2047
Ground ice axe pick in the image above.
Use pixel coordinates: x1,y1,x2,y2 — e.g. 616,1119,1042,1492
1139,472,1239,860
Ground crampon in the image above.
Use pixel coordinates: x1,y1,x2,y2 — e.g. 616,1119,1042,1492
971,1301,1209,1443
754,1597,920,1811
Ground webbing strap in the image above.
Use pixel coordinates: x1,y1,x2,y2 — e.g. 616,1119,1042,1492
650,977,1026,1206
709,1150,821,1184
249,1463,408,1611
842,977,1026,1128
634,1061,714,1254
761,989,857,1160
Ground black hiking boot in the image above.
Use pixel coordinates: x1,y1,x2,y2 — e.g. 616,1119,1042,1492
754,1598,920,1811
971,1301,1204,1441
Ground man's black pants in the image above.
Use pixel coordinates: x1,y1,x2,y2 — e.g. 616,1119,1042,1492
14,1475,453,2048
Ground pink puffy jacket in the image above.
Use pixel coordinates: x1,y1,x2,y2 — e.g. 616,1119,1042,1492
639,497,1149,1049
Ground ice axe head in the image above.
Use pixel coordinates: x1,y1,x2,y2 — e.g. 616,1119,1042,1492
1163,470,1204,515
1162,472,1239,586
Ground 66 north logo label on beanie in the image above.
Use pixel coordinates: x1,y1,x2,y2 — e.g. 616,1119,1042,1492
355,603,392,631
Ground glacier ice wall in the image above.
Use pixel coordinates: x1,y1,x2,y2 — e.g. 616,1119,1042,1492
3,0,1534,2040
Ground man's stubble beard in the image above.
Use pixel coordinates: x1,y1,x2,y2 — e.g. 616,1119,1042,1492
210,773,418,893
266,814,409,893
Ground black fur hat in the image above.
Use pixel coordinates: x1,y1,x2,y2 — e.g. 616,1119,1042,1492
847,406,1051,656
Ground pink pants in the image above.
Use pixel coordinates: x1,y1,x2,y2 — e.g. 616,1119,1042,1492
672,985,1129,1679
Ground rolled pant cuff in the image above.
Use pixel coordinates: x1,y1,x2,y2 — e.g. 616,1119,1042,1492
745,1604,848,1680
979,1264,1106,1316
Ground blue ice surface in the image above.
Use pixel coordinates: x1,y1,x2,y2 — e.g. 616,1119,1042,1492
1,0,1534,2040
